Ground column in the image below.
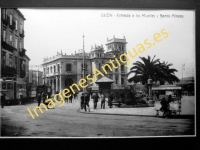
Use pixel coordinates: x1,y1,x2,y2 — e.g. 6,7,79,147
59,75,62,93
118,64,121,86
52,79,54,95
56,76,58,92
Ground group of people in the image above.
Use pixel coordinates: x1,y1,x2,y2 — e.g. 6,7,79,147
37,91,48,106
64,92,78,103
80,91,114,112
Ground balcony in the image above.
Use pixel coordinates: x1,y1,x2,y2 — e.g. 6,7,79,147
2,40,17,52
9,20,16,31
1,65,17,76
1,16,9,26
19,30,25,38
19,48,26,57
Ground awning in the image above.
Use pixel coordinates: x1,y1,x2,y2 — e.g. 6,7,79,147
95,76,114,83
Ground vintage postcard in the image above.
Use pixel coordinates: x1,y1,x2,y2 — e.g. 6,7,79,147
1,8,195,137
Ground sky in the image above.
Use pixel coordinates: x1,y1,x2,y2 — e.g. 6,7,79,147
18,9,195,79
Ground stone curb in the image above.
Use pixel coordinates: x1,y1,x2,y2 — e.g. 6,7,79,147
78,110,157,117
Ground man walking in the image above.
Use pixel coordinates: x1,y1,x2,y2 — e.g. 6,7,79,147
85,92,90,112
92,92,99,109
99,91,105,109
42,92,46,103
1,93,6,108
37,92,42,106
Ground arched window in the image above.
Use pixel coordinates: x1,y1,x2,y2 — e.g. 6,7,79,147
50,67,52,73
121,78,124,84
66,64,72,71
54,66,56,72
115,64,118,72
47,68,49,74
57,64,60,73
115,76,118,84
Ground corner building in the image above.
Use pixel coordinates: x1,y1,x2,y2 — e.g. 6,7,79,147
1,8,30,100
42,36,128,94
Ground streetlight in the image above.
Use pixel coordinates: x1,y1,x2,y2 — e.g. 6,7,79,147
147,76,153,101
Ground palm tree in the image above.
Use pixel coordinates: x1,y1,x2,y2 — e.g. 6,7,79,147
128,55,180,85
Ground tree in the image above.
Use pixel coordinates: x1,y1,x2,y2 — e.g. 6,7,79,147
127,55,180,85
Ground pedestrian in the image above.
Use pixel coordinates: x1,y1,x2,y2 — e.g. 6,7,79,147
65,93,69,103
42,91,46,103
92,92,99,109
160,97,170,118
1,93,6,108
74,93,77,99
18,92,24,105
80,93,85,109
69,92,73,103
99,90,105,109
37,92,42,106
108,92,114,108
84,92,90,112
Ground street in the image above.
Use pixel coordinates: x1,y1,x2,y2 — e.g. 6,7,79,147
1,98,195,137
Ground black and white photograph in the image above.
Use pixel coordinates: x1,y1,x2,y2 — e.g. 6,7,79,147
0,8,195,137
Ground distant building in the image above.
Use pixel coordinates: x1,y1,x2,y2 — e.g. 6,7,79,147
42,36,128,94
29,69,43,87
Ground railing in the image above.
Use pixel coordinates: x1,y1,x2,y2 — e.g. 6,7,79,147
19,48,26,57
9,20,16,30
1,16,9,25
2,40,17,52
1,65,17,75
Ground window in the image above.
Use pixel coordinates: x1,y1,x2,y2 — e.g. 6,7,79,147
115,76,118,84
20,24,22,33
3,30,6,41
115,64,118,72
99,63,101,70
57,64,60,72
47,68,49,74
121,65,124,72
121,78,124,84
2,9,6,20
10,14,12,25
66,64,72,71
9,34,12,42
7,83,13,90
54,66,56,72
2,52,6,67
9,55,12,67
50,67,52,73
15,20,18,30
15,38,18,48
20,42,22,51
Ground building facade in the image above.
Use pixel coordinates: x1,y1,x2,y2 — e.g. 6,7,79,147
1,8,30,100
29,69,43,87
42,36,128,94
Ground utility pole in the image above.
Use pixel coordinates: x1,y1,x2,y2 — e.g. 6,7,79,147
83,33,85,108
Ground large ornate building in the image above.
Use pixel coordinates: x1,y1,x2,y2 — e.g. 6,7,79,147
42,36,128,94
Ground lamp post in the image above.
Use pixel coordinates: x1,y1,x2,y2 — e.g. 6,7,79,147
147,76,153,101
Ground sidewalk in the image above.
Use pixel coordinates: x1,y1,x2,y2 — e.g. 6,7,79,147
79,96,195,117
